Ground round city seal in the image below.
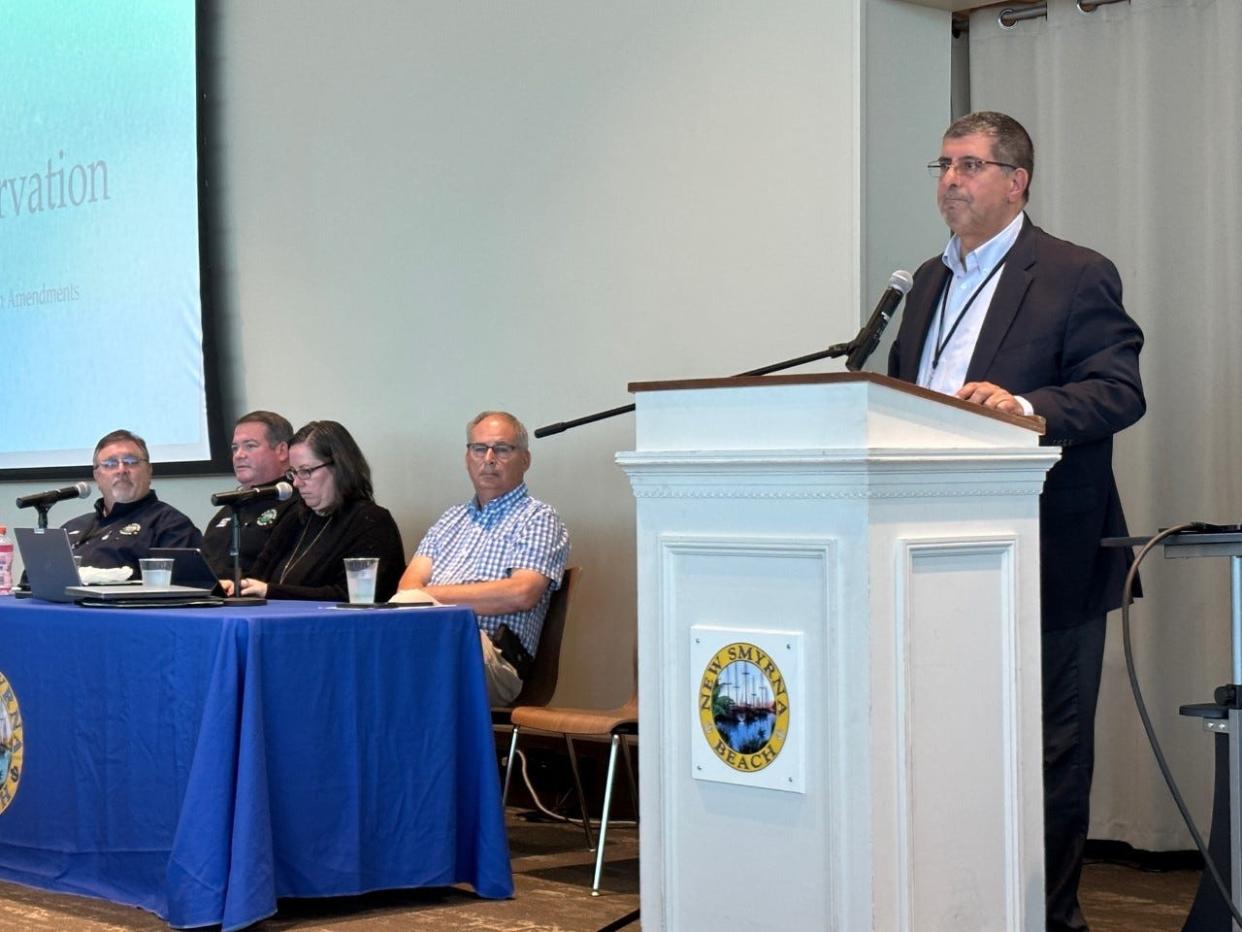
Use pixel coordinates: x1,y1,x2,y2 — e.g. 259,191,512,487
0,672,24,814
698,642,789,773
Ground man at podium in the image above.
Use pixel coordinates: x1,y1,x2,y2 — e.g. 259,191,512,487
887,111,1145,932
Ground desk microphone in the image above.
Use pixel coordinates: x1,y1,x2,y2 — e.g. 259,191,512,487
16,482,92,509
211,481,294,507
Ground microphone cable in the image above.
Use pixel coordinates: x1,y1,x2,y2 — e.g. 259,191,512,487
1120,521,1242,927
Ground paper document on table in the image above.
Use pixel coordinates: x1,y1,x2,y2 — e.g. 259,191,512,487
388,588,442,607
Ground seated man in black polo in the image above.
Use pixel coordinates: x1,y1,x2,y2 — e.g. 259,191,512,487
201,410,300,577
62,429,202,575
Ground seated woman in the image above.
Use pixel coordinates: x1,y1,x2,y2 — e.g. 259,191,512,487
226,420,405,601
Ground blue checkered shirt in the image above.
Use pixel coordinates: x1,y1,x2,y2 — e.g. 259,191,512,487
415,483,570,656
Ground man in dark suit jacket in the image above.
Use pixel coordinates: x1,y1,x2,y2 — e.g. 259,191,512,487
887,111,1145,932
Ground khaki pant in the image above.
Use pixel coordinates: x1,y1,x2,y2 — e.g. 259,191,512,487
479,631,523,706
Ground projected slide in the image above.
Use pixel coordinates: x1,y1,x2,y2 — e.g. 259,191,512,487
0,2,213,473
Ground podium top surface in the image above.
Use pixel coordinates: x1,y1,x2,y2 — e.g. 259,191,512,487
628,371,1045,435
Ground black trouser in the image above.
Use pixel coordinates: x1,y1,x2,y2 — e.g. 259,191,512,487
1042,615,1107,932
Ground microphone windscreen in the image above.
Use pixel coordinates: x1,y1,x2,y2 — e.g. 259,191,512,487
275,481,294,502
889,270,914,295
74,481,92,499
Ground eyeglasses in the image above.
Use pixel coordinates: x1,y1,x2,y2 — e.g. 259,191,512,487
95,456,147,471
285,462,332,481
466,442,520,460
927,156,1018,178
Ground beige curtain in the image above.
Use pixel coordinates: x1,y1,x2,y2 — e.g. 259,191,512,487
970,0,1242,850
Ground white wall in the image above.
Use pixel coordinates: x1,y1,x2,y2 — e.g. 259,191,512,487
863,0,953,302
2,0,950,707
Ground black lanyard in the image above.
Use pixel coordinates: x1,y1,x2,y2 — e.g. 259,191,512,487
931,243,1016,371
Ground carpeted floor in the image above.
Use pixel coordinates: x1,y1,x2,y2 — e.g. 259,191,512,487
0,814,1205,930
0,810,640,932
1080,858,1199,932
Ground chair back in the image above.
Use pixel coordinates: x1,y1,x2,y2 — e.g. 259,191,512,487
511,566,578,707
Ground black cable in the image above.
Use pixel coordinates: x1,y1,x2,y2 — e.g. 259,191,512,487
1121,522,1242,926
596,908,640,931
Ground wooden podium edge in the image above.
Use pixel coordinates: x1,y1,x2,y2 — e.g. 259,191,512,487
627,371,1046,435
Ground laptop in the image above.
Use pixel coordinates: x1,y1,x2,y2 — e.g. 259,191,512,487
14,527,82,603
63,583,217,602
15,526,215,604
150,547,226,596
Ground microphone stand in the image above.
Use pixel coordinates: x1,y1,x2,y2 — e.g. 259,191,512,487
33,504,52,531
535,341,857,439
224,505,266,605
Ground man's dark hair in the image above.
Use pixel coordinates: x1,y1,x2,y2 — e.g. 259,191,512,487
290,420,374,504
944,110,1034,202
236,410,293,447
93,429,150,464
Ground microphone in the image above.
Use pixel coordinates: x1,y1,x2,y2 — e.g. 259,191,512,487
845,269,914,372
16,482,92,509
211,480,295,508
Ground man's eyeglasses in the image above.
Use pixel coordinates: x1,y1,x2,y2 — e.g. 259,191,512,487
927,156,1018,178
285,462,332,481
95,456,147,471
466,442,520,461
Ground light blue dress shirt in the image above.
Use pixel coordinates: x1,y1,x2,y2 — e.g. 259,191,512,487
916,211,1027,400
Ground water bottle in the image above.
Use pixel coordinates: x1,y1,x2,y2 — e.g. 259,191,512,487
0,525,13,595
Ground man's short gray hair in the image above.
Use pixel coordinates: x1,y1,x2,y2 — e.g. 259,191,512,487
93,429,149,464
944,110,1034,203
466,411,529,450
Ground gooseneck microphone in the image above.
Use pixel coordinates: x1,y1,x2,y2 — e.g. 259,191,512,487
844,269,914,372
210,481,294,508
16,482,92,509
534,268,917,439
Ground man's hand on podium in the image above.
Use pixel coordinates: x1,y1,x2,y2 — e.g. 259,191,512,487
956,380,1024,416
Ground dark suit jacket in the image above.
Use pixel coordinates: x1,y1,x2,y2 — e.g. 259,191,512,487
888,216,1145,629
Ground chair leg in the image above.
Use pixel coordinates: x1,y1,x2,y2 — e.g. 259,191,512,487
502,725,520,807
592,733,622,896
620,735,638,825
565,735,594,850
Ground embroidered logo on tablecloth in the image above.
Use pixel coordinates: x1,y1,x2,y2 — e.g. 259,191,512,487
0,673,24,814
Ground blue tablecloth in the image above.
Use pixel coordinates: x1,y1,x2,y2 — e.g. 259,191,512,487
0,598,513,930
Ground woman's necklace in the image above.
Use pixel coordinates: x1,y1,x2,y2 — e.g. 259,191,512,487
278,512,334,583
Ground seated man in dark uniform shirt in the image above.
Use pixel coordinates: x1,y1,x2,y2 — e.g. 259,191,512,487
62,429,202,575
201,410,300,577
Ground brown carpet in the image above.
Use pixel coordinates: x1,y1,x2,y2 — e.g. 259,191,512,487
0,816,1203,930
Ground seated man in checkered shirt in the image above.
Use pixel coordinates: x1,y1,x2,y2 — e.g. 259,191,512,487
395,411,570,705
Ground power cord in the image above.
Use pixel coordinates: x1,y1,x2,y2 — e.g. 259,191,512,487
1121,522,1242,926
508,747,637,829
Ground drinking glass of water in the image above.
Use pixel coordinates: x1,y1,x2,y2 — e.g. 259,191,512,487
343,557,379,604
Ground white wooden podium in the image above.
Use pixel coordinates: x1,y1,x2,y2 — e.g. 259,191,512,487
615,372,1060,932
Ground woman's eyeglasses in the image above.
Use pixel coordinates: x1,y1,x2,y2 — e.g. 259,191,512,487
285,462,332,481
